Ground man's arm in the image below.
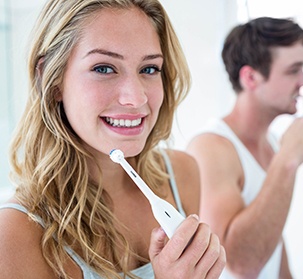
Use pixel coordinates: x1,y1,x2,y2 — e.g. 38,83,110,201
187,132,299,278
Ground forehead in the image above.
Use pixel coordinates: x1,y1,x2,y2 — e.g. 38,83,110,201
75,7,161,57
271,42,303,68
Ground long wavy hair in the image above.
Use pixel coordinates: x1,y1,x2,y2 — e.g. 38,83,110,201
9,0,191,278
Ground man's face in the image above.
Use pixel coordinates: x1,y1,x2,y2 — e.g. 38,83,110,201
257,42,303,115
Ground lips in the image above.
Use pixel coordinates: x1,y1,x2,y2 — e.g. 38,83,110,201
104,117,142,127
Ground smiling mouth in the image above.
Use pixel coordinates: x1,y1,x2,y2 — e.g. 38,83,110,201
104,117,142,128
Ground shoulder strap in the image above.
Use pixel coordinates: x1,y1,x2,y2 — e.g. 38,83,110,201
160,149,186,217
0,203,45,227
0,203,28,213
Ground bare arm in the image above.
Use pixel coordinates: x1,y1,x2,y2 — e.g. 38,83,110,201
0,208,56,279
166,149,201,216
0,206,81,279
186,118,303,278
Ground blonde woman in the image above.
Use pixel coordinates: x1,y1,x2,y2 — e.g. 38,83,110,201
0,0,225,278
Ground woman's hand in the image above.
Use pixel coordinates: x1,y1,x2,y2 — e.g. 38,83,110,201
149,214,226,279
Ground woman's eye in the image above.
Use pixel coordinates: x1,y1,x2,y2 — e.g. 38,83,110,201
93,65,115,74
140,66,161,75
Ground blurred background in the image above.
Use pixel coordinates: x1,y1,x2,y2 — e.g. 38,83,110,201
0,0,302,277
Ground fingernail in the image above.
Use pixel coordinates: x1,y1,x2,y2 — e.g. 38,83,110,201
158,227,167,237
190,214,200,221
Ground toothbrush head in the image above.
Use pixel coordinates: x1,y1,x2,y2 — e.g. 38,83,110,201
109,149,124,163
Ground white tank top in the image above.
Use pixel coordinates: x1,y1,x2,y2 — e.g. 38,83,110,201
0,149,185,279
201,118,282,279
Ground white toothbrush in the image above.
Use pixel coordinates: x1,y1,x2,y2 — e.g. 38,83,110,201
109,149,185,238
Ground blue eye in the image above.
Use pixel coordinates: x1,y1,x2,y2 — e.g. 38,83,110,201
140,66,161,75
93,65,115,74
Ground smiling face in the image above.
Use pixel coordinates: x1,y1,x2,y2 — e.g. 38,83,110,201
256,42,303,115
60,7,164,159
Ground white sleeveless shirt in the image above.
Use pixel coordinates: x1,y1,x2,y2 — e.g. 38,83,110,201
0,149,186,279
200,118,282,279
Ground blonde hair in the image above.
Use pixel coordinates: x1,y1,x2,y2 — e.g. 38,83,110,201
9,0,191,278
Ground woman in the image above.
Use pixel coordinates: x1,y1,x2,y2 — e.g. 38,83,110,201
0,0,225,278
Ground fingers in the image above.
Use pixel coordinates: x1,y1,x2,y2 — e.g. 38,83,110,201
149,215,201,278
179,222,226,278
149,227,167,261
180,222,212,267
149,215,226,279
205,245,226,279
193,232,226,278
164,214,201,261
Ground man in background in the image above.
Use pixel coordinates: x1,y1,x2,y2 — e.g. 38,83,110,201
187,17,303,278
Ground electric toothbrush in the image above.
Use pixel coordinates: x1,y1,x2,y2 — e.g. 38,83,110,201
109,149,185,238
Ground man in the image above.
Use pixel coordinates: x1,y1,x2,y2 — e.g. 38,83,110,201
187,17,303,279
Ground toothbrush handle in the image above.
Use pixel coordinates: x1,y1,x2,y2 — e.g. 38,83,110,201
151,196,185,238
119,159,157,201
117,155,185,237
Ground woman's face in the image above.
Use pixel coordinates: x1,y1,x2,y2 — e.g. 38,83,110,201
61,7,164,159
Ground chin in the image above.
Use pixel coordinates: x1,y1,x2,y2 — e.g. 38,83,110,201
114,142,147,159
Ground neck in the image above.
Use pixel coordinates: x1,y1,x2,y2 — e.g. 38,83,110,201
224,93,276,141
223,94,277,169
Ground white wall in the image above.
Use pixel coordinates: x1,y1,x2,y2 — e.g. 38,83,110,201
160,0,237,149
0,0,47,199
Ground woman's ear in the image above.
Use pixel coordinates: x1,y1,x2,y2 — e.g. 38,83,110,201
54,87,62,102
36,56,44,80
36,56,62,102
239,65,264,91
35,56,44,98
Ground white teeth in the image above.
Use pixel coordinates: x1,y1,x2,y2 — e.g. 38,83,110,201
125,120,131,127
105,117,142,127
132,119,140,126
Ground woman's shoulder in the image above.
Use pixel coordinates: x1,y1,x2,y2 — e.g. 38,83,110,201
162,149,200,215
163,148,199,175
0,200,41,241
0,201,55,278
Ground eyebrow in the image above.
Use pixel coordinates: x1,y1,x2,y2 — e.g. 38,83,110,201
143,54,164,61
288,61,303,68
84,48,163,61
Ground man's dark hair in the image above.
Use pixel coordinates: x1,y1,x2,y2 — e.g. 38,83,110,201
222,17,303,93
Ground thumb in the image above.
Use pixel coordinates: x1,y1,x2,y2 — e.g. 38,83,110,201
149,227,167,261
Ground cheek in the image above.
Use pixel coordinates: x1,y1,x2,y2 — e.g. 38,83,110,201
60,85,97,134
63,78,111,112
148,83,164,113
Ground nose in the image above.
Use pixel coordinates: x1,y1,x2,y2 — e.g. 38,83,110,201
117,75,148,107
